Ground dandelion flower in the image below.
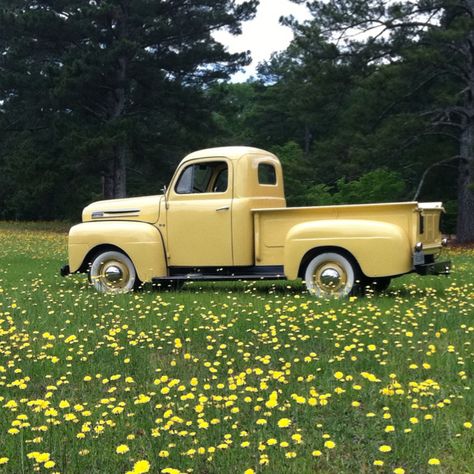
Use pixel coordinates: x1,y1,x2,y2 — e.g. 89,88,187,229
36,452,50,463
277,418,291,428
116,445,130,454
132,460,150,473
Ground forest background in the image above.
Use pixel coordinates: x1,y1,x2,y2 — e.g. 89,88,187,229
1,0,473,242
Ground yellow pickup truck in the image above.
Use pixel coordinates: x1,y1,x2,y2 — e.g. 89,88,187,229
61,146,451,296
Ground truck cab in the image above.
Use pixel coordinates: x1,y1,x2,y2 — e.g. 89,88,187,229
164,147,285,267
63,146,451,296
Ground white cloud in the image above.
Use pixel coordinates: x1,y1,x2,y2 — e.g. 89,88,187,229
214,0,311,82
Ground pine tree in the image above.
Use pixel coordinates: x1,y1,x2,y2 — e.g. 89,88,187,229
0,0,258,200
289,0,474,241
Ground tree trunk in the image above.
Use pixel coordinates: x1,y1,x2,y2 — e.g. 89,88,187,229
304,124,312,155
103,170,114,200
103,3,129,200
456,17,474,243
113,143,127,198
103,146,127,199
456,118,474,242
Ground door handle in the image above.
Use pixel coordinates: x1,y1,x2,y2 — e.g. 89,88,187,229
216,206,230,212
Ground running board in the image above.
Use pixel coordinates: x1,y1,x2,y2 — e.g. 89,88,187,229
152,265,286,283
152,274,286,283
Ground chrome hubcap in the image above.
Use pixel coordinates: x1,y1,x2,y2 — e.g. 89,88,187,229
97,259,130,290
320,268,341,288
313,261,347,294
104,265,123,283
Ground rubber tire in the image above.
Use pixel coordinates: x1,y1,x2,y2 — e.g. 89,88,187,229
89,250,137,293
363,277,391,294
304,252,358,298
153,280,185,291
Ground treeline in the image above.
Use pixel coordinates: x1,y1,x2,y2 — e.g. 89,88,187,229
1,1,473,241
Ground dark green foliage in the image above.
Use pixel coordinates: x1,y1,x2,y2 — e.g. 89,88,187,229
213,0,467,235
282,0,473,239
0,0,472,240
0,0,258,218
271,141,406,207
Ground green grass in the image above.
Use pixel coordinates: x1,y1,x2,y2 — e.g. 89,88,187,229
0,222,472,474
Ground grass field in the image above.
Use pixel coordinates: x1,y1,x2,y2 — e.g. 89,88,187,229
0,222,472,474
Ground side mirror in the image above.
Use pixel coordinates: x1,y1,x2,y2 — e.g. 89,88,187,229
161,185,167,194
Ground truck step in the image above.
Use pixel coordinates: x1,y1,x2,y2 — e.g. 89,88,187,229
153,274,286,283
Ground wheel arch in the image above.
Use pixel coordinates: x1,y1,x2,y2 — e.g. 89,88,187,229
284,219,412,279
68,221,168,282
78,244,130,274
297,246,363,280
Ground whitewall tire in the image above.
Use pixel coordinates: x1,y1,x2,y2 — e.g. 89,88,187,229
89,250,137,293
304,252,357,298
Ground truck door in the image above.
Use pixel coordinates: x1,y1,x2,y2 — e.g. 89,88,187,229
166,159,233,267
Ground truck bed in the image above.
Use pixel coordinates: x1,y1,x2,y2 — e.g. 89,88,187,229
252,201,442,266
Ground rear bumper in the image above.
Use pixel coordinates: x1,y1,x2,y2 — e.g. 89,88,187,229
415,260,451,276
60,264,70,277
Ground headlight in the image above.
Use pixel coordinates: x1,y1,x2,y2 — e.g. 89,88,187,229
415,242,423,252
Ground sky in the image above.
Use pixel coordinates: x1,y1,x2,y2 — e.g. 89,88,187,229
213,0,311,82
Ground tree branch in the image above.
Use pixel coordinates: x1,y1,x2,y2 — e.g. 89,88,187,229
413,155,461,200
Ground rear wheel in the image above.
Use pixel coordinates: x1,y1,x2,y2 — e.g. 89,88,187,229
89,250,138,293
304,252,360,298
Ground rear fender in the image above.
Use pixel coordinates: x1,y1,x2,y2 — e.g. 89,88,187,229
284,219,411,279
68,221,167,282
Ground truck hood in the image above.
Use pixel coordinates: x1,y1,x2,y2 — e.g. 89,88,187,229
82,195,162,224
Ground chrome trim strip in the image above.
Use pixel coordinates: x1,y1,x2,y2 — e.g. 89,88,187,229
103,209,140,214
91,209,140,219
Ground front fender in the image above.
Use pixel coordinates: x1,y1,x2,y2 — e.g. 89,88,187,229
284,219,412,280
68,221,167,282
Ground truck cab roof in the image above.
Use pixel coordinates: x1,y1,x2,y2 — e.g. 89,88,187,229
181,146,275,164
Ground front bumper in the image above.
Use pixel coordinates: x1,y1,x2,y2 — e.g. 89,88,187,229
415,260,451,276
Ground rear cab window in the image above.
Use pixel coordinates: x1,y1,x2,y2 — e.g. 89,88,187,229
258,163,277,185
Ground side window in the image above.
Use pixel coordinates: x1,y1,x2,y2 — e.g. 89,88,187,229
258,163,277,185
175,166,194,194
175,161,228,194
213,168,228,192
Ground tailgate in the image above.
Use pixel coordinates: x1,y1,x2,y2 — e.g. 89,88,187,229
417,202,444,249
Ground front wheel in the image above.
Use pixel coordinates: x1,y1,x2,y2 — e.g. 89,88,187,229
89,250,138,293
304,252,359,298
